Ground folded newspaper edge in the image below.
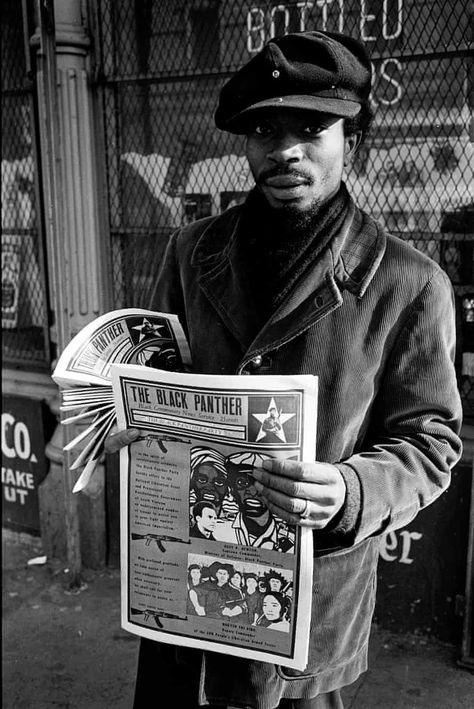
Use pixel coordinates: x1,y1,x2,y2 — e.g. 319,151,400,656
51,309,192,492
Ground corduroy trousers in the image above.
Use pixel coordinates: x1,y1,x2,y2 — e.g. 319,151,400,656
133,639,344,709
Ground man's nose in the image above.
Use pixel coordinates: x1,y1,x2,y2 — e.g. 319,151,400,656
267,133,303,163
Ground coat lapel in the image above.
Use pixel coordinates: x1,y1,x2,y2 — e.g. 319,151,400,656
191,199,386,357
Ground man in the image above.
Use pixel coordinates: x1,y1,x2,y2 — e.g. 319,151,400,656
190,501,218,539
195,562,247,620
189,446,229,516
215,451,295,551
243,573,262,625
261,406,283,442
265,570,286,594
106,30,462,709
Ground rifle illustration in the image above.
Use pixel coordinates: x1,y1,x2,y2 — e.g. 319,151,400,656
131,533,191,552
137,434,191,453
219,598,248,612
130,607,188,629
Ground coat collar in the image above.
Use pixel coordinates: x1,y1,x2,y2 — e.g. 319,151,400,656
190,197,386,353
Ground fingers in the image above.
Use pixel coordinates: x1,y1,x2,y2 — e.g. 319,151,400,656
261,458,337,484
255,460,341,491
104,428,140,454
261,495,328,528
253,460,346,529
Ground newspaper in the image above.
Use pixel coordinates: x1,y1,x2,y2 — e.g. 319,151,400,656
52,309,191,492
110,363,318,670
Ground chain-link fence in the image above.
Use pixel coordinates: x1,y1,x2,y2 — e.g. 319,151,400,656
1,1,50,370
93,0,473,415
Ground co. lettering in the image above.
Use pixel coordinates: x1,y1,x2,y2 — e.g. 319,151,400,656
1,413,32,460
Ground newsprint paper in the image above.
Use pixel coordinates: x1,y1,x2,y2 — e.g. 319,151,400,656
110,363,318,670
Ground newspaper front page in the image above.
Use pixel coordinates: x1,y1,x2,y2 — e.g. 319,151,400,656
111,363,318,670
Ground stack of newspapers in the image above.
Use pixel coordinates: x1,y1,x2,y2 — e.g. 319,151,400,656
52,309,191,492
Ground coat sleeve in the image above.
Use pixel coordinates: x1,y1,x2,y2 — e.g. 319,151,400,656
334,267,463,545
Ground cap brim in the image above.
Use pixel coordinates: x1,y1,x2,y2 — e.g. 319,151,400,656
223,95,361,133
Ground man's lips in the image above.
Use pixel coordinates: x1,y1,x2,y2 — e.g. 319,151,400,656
264,175,309,188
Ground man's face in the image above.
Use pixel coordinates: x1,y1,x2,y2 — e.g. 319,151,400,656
197,507,217,534
246,577,257,593
216,568,229,586
232,467,267,518
269,577,282,592
191,463,227,508
245,108,356,216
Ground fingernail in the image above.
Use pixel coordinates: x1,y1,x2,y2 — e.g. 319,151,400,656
254,480,263,492
128,429,140,440
252,469,262,479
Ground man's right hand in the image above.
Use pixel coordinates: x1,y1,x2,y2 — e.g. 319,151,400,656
104,428,140,454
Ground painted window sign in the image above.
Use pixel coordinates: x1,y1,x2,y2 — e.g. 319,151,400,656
247,0,404,52
2,397,50,534
380,529,423,565
243,0,467,111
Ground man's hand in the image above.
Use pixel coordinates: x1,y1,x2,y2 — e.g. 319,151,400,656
252,459,346,528
104,428,140,455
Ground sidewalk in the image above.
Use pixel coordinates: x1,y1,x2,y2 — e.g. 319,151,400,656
3,531,473,709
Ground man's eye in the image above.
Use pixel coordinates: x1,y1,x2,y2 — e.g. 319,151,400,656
302,125,325,137
253,123,273,137
214,479,225,488
197,476,208,484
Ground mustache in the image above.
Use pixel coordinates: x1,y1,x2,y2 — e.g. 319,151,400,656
257,166,313,183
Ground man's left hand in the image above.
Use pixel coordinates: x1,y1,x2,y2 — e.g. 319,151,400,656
252,459,346,528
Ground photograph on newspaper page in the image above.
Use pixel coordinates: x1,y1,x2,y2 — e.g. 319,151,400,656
110,363,318,670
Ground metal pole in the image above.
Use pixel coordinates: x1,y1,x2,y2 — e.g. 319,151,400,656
33,0,82,586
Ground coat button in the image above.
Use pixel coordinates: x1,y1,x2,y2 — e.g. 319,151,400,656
315,295,324,307
248,355,263,370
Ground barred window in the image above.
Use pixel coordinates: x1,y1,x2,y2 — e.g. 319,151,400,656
1,0,50,370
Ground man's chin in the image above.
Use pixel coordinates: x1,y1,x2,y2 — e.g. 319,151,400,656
271,202,322,231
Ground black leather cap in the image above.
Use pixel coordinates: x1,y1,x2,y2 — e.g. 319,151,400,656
215,31,372,134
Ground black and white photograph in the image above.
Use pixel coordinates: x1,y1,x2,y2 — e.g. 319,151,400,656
2,1,473,708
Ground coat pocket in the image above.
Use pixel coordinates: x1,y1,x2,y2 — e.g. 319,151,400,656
278,538,379,680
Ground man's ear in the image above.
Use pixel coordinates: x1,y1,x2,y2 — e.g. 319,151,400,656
343,132,362,166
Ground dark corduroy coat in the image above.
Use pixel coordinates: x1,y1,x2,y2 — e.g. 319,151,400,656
138,198,462,708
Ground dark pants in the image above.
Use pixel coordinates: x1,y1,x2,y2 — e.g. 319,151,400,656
133,640,343,709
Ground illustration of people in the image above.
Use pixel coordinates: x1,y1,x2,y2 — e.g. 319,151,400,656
265,570,286,593
212,452,294,552
255,591,291,632
261,406,283,443
230,570,244,593
186,564,203,616
195,561,247,620
244,573,262,625
190,501,218,540
189,448,229,517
